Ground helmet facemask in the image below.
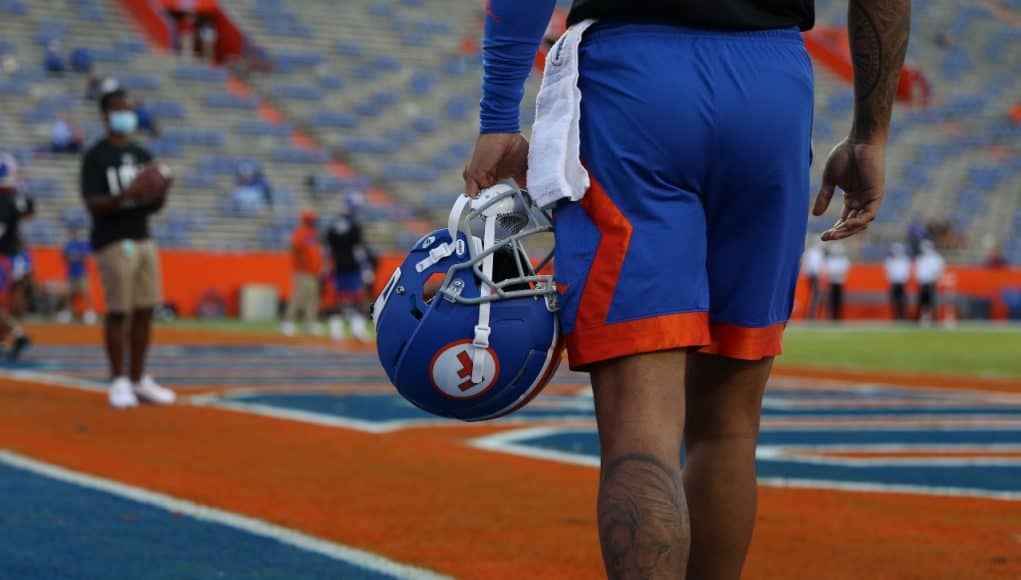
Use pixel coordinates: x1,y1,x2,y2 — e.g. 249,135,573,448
437,184,557,312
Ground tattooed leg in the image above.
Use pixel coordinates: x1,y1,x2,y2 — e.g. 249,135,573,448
591,350,690,580
599,454,689,580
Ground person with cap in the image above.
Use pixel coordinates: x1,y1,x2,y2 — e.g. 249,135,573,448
914,239,945,324
80,87,175,408
802,241,825,320
825,243,851,321
281,209,324,336
884,242,911,321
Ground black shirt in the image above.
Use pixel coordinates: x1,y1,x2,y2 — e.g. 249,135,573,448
80,138,154,250
568,0,814,31
0,192,33,257
324,214,363,272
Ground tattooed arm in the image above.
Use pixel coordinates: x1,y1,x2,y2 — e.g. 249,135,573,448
813,0,912,241
849,0,912,142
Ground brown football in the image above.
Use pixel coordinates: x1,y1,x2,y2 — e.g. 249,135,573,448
129,163,174,201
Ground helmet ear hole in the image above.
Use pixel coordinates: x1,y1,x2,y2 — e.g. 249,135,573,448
422,272,446,304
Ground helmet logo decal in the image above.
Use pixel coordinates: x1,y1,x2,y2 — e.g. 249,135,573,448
421,235,436,249
429,339,499,399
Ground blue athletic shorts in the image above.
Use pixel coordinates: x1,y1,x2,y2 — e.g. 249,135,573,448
553,23,814,370
333,270,365,298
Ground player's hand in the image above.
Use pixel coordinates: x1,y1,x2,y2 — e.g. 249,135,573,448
812,138,886,241
463,132,528,198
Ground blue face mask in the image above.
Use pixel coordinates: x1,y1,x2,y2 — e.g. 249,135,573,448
108,110,138,135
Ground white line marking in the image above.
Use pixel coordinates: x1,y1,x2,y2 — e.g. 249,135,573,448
0,451,450,579
756,477,1021,501
469,429,1021,501
470,428,600,468
0,369,106,392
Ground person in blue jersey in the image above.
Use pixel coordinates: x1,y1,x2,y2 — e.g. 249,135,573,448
464,1,911,577
60,223,97,324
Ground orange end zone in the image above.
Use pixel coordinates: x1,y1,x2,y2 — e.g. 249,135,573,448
3,324,1020,578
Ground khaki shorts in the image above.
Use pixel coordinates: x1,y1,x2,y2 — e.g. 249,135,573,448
96,239,162,313
68,276,89,295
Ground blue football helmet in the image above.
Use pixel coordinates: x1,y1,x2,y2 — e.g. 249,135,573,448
373,184,562,421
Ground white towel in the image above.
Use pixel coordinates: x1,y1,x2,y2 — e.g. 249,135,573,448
527,19,596,209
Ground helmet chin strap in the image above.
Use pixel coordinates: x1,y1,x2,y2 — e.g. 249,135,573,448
471,213,495,384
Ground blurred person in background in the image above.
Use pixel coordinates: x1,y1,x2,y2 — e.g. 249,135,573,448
0,152,32,360
231,162,272,213
198,17,218,63
802,241,825,320
43,40,65,74
915,239,945,324
884,242,910,321
324,198,370,342
58,222,97,324
81,87,175,408
825,243,851,321
48,115,84,154
281,209,323,337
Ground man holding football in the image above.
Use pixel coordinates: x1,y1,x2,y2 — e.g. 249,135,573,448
465,1,910,578
80,87,175,408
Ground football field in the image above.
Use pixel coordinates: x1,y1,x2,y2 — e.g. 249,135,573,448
1,322,1019,579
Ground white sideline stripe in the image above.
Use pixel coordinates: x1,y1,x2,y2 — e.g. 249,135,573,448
470,427,601,468
0,451,450,580
469,429,1021,501
0,369,106,392
756,477,1021,501
195,400,409,433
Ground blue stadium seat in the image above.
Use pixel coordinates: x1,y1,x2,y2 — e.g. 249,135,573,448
307,110,359,129
204,92,258,109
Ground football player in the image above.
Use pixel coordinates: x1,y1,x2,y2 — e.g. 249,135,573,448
324,198,371,342
465,1,910,578
59,220,97,324
0,152,33,361
80,87,175,408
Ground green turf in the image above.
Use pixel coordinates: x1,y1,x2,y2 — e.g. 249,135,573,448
779,324,1021,378
164,319,1021,379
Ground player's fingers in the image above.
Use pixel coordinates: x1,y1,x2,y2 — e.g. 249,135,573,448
821,221,869,241
464,174,481,198
812,182,835,216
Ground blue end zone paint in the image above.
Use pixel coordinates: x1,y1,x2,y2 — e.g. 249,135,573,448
12,346,592,388
486,429,1021,496
11,344,1021,497
0,463,393,579
225,392,596,424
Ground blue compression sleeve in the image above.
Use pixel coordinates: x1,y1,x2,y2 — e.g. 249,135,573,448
480,0,556,134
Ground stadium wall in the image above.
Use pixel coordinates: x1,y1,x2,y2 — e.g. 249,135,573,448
27,249,1021,320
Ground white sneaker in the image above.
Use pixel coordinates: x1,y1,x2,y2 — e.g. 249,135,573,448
328,316,347,342
350,318,371,343
109,377,138,409
133,375,176,405
307,323,324,336
280,321,297,337
83,310,98,325
56,310,72,324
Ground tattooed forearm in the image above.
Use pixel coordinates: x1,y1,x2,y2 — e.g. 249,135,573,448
848,0,911,142
598,454,688,579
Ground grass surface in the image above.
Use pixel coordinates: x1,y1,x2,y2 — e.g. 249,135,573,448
162,319,1021,379
779,324,1021,378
